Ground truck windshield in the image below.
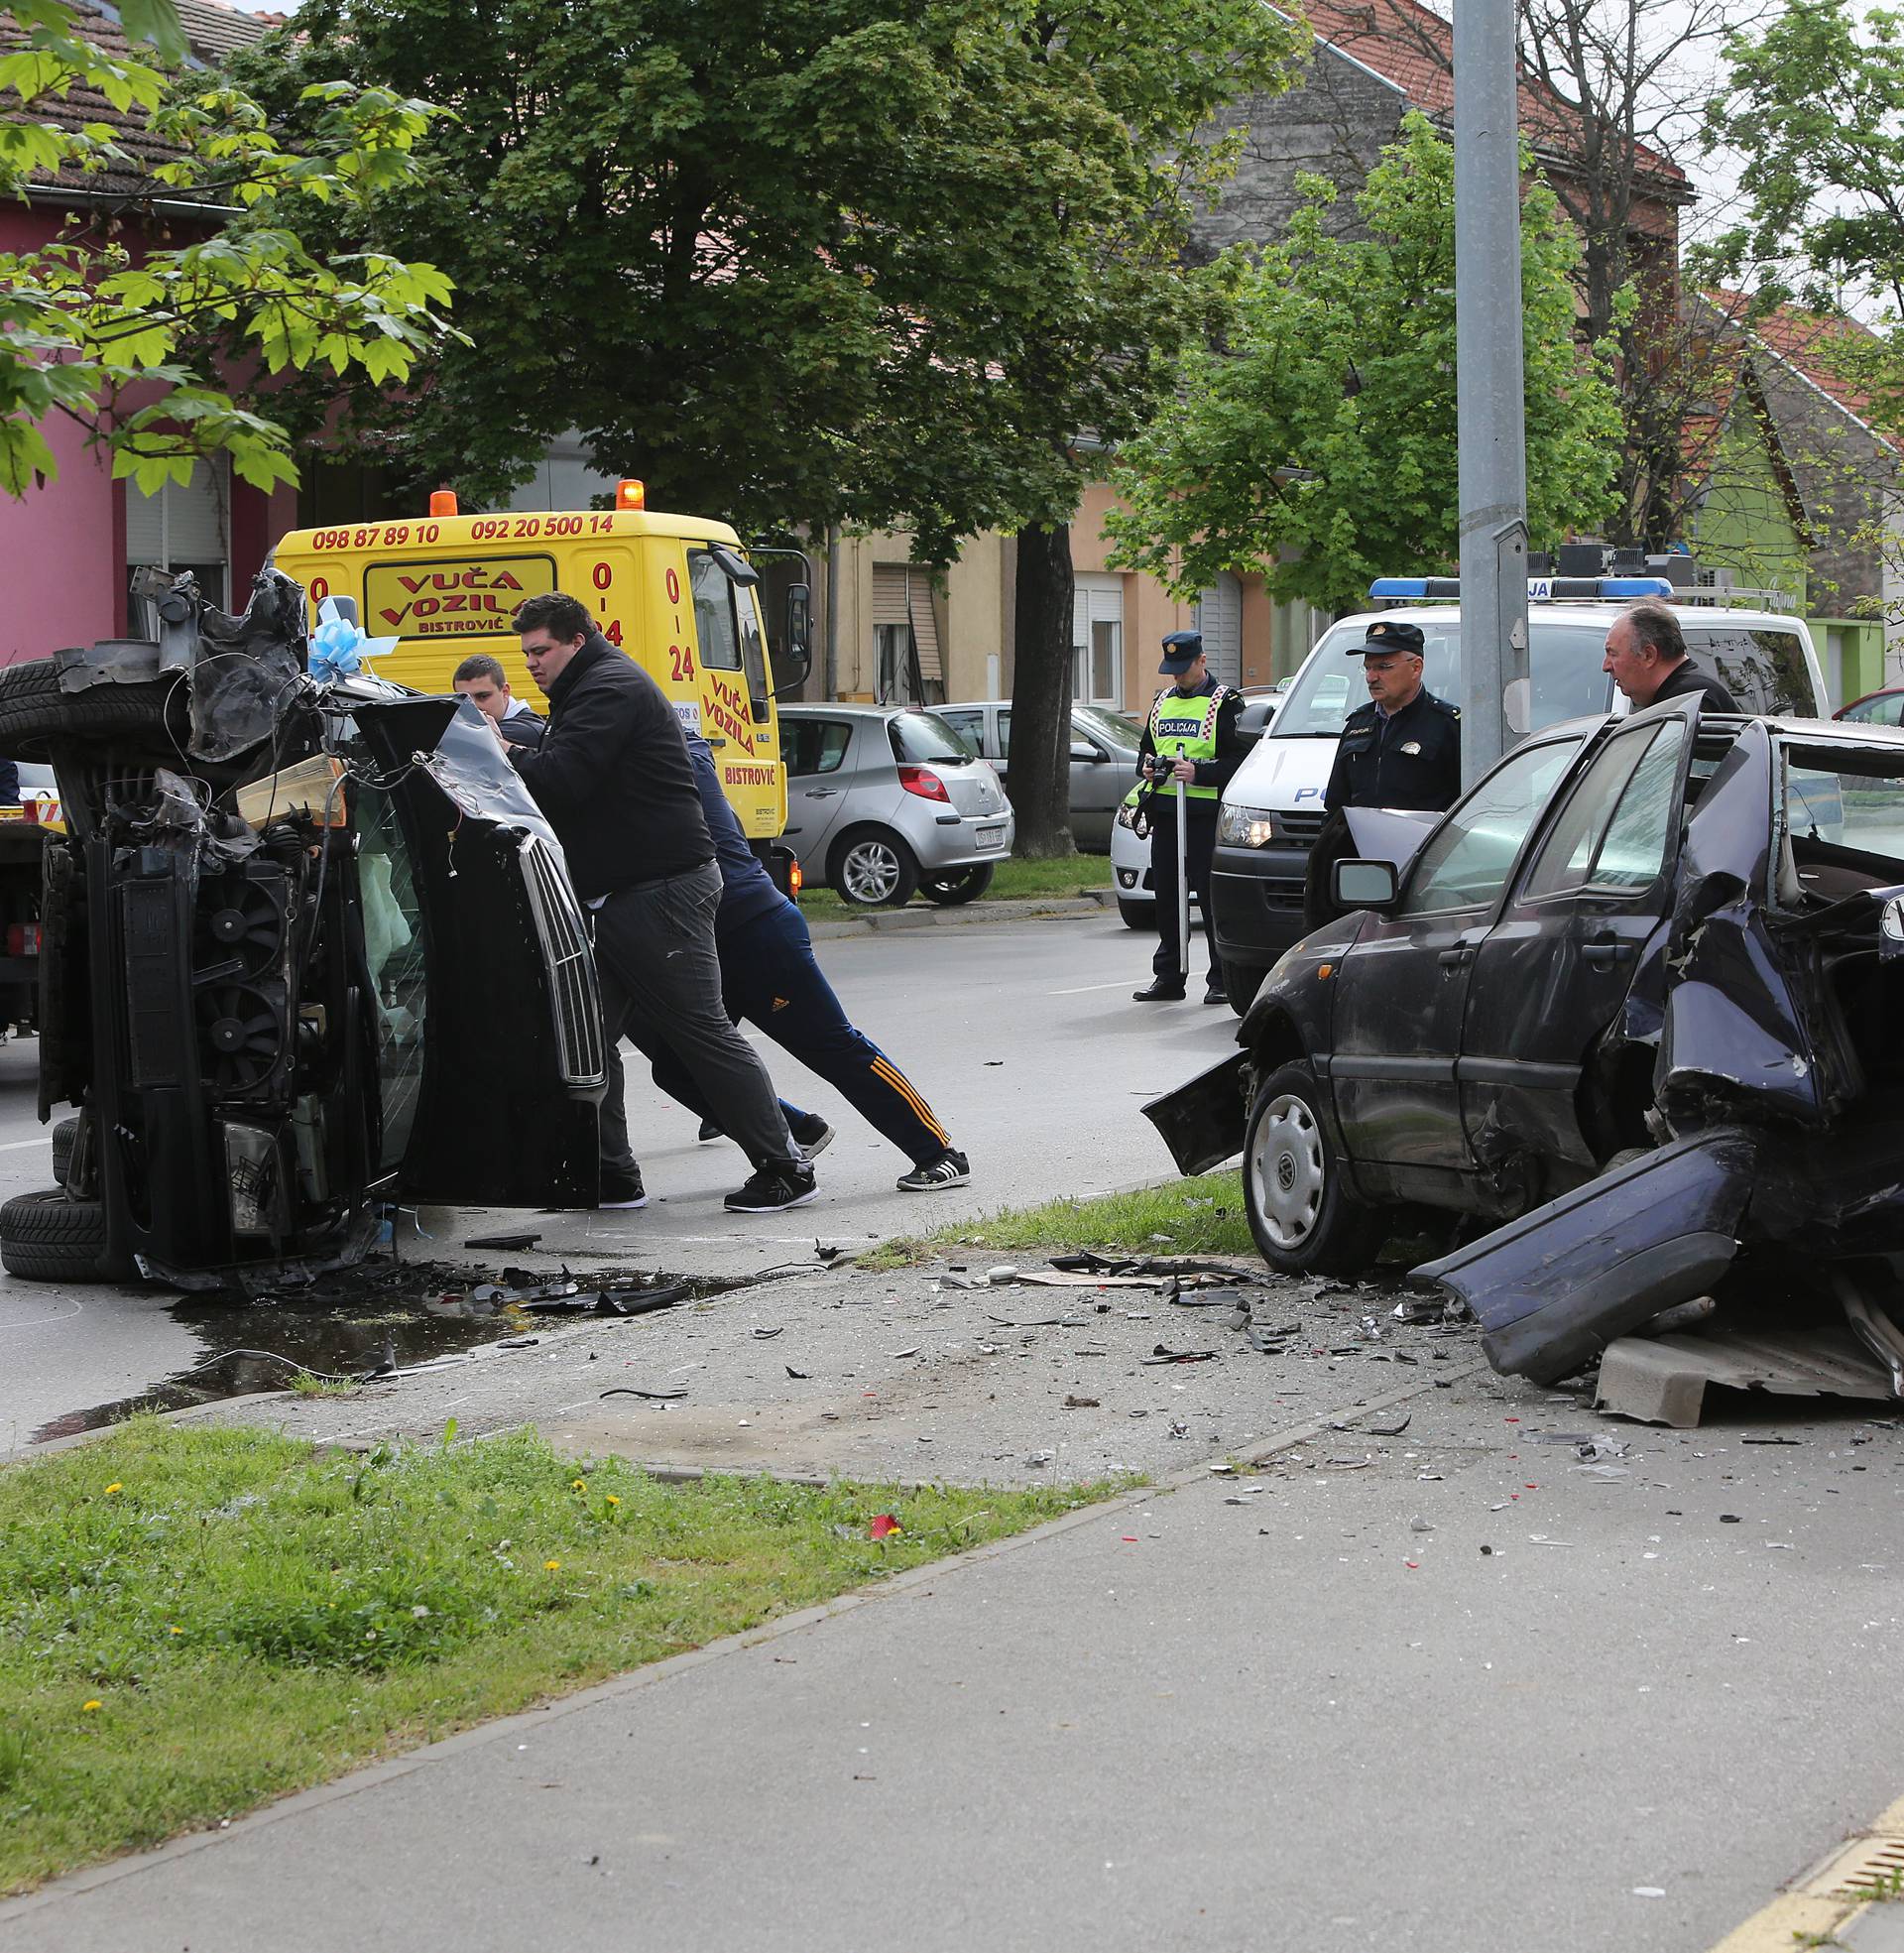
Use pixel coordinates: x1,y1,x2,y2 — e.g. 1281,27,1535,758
1269,619,1613,738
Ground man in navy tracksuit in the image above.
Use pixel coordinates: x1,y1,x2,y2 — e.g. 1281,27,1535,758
636,734,971,1192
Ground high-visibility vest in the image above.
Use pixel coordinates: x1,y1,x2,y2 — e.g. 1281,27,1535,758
1147,684,1233,801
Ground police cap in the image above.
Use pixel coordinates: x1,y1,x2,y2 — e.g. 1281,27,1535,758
1158,630,1203,674
1350,619,1425,658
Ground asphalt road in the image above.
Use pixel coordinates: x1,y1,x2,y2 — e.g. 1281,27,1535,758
0,910,1234,1449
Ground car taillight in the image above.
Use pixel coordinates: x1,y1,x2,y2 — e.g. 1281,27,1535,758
8,923,40,956
788,857,803,896
896,765,949,802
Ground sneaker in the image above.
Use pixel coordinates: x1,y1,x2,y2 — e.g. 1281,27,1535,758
724,1161,818,1213
696,1119,722,1144
896,1150,970,1191
599,1166,648,1210
791,1115,835,1161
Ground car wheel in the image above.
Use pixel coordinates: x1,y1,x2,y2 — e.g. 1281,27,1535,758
1222,959,1261,1017
0,1187,126,1282
0,660,186,760
831,828,920,908
1243,1060,1378,1278
51,1116,78,1187
1117,898,1156,931
919,864,995,906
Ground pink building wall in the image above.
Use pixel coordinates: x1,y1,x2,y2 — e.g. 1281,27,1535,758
0,205,298,667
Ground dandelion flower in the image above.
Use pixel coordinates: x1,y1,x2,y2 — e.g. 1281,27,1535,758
169,1626,182,1636
605,1495,621,1507
81,1700,102,1712
571,1478,586,1492
102,1483,122,1496
544,1559,561,1571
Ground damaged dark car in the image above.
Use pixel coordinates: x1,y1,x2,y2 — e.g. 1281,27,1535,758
1145,695,1904,1399
1,569,605,1288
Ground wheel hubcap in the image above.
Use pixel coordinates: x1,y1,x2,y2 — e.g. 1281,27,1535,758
844,842,900,902
1250,1092,1325,1249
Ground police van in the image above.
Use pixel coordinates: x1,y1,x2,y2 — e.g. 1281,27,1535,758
1203,574,1832,1012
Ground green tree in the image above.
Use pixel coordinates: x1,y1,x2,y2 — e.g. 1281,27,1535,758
1102,115,1623,613
232,0,1303,854
0,0,457,500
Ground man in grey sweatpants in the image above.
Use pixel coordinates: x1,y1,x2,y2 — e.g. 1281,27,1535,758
503,592,815,1215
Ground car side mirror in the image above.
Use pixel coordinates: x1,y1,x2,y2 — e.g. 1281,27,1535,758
779,583,813,689
1333,857,1399,912
1069,743,1104,763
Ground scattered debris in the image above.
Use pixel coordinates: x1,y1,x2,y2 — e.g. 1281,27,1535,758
1062,1395,1101,1409
462,1230,541,1251
784,1366,809,1380
1143,1346,1219,1366
868,1515,902,1540
1368,1413,1411,1437
751,1326,784,1340
599,1387,688,1402
815,1241,843,1263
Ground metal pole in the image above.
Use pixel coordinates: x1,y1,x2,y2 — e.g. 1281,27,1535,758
1174,775,1189,982
1454,0,1530,786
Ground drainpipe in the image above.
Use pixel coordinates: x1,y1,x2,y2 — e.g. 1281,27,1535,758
825,524,841,699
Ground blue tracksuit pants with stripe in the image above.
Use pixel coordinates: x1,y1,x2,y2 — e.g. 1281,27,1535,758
644,897,954,1168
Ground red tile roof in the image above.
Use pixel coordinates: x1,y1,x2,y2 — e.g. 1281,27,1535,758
1298,0,1689,191
2,0,273,199
1705,289,1894,449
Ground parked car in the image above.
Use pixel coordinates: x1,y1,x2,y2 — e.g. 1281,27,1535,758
1837,685,1904,728
1211,588,1834,1014
1144,698,1904,1387
937,700,1143,853
0,569,607,1285
778,704,1013,907
1108,686,1282,927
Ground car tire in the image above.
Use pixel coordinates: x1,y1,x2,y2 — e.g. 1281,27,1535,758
51,1117,78,1187
831,828,919,909
0,1187,124,1282
1243,1059,1379,1278
919,864,995,906
1117,898,1156,931
0,660,185,760
1222,959,1261,1017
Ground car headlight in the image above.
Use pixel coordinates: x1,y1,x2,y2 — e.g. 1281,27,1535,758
1115,799,1138,830
1217,803,1279,848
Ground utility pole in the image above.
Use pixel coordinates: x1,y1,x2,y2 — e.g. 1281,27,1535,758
1454,0,1530,786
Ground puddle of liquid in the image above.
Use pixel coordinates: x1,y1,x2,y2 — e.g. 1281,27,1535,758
31,1256,696,1443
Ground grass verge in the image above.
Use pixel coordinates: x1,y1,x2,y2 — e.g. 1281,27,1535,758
0,1418,1117,1892
797,854,1113,913
860,1171,1255,1272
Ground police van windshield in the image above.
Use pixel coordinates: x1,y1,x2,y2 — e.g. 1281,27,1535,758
1268,619,1613,739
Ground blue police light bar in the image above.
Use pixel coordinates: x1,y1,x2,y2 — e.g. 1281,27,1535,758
1368,575,1675,602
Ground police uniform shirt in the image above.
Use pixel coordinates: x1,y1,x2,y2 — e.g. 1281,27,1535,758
1323,686,1462,813
1136,677,1247,818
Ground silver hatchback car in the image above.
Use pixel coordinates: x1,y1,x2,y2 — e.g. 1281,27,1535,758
778,705,1014,907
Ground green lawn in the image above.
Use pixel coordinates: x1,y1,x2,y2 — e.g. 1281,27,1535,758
0,1420,1116,1892
862,1171,1255,1270
797,853,1114,912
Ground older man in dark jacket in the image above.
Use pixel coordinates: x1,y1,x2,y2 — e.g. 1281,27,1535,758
504,592,811,1214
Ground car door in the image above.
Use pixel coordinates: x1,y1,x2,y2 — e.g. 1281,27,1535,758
779,714,857,869
1326,734,1587,1176
938,707,990,760
1068,718,1120,849
1458,703,1698,1176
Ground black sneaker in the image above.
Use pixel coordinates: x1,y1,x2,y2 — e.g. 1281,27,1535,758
599,1166,648,1210
791,1115,835,1161
724,1161,818,1213
896,1150,970,1191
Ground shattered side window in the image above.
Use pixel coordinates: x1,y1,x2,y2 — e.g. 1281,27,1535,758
1781,745,1904,858
351,785,428,1172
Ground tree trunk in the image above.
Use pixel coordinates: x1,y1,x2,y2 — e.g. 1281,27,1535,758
1009,521,1077,858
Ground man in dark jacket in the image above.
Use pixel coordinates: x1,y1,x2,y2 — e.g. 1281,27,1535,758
504,593,812,1214
1603,598,1740,712
641,734,971,1190
1133,630,1247,1005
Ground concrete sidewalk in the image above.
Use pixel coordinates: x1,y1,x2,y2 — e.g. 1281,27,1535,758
5,1364,1899,1953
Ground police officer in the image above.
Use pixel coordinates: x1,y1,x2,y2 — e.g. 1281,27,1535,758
1308,618,1462,929
1133,630,1246,1005
1322,619,1462,813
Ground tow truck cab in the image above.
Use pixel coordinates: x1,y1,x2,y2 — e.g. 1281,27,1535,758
1210,574,1832,1012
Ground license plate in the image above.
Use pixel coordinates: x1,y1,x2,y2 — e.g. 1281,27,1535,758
975,825,1005,851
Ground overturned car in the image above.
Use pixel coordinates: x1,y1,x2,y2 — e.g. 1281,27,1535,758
2,569,605,1286
1145,695,1904,1393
